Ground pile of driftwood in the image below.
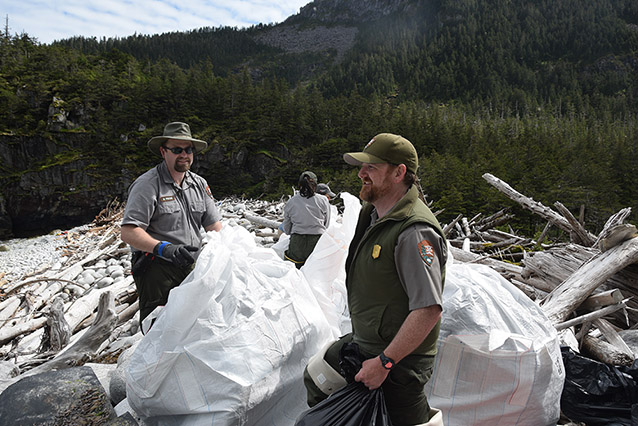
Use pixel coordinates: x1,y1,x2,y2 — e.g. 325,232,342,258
0,172,636,387
446,173,638,366
0,199,139,380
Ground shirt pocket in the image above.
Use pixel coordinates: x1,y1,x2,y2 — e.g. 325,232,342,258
190,200,206,214
157,199,181,215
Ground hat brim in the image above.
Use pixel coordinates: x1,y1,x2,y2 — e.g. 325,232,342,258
343,152,386,166
148,136,208,156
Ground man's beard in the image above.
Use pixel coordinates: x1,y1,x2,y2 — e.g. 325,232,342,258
359,184,375,202
360,180,391,203
174,160,191,173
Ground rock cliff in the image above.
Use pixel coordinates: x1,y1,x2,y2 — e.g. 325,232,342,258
0,133,129,238
0,130,292,238
296,0,416,23
253,0,417,62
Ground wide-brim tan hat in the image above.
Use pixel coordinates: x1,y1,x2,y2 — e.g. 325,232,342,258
147,122,208,156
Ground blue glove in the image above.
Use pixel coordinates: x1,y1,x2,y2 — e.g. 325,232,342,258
154,242,198,267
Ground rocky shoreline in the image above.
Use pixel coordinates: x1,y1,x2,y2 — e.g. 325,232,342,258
0,225,94,284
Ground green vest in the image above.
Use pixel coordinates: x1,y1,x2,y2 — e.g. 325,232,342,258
345,185,446,356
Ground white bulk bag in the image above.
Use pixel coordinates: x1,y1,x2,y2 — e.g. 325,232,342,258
125,225,336,426
300,192,361,337
425,259,565,426
271,192,360,338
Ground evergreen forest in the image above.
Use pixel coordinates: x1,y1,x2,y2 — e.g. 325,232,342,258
1,0,638,238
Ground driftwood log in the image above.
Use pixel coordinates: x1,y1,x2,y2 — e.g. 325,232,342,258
539,238,638,325
482,173,598,244
243,214,282,230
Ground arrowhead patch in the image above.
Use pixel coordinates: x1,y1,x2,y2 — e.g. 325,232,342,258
418,240,434,266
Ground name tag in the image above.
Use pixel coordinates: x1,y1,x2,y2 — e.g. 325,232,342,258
160,196,175,203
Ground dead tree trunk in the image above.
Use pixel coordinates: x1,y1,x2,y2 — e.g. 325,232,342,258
22,291,118,377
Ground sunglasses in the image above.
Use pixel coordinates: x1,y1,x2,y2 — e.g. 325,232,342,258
163,146,194,154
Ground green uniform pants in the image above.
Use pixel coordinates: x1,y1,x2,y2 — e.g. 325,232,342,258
303,334,435,426
132,253,194,325
284,233,322,269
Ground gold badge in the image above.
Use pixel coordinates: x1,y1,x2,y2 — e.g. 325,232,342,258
372,244,381,259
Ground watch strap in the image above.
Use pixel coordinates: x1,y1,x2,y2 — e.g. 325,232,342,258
379,352,395,370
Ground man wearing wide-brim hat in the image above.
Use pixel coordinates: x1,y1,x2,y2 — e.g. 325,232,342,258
121,122,222,332
303,133,447,425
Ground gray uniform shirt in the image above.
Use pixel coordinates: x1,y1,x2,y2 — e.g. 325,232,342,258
122,162,221,250
282,193,331,235
370,210,447,311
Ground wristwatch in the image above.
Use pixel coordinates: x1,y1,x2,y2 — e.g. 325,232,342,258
379,352,395,370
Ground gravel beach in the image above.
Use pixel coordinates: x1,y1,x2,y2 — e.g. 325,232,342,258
0,225,92,284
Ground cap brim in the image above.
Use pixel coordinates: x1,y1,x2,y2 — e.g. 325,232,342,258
148,136,208,156
343,152,386,166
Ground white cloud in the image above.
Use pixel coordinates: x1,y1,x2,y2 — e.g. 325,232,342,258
2,0,309,43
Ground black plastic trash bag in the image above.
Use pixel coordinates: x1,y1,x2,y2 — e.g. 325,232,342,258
295,381,392,426
339,340,365,382
561,346,638,426
296,341,392,426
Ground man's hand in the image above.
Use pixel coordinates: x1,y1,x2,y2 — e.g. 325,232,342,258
354,356,390,390
154,242,198,267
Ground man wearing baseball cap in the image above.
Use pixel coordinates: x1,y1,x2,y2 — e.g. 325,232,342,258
303,133,447,425
316,183,336,200
121,122,222,332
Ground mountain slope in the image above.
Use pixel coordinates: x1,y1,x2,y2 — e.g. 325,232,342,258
1,0,638,237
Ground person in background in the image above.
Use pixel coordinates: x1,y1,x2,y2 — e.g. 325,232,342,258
316,183,336,201
316,182,339,226
303,133,447,425
120,122,222,331
281,171,331,269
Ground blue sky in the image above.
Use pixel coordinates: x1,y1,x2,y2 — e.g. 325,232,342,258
2,0,311,44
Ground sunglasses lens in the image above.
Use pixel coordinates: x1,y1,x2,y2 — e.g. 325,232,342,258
165,146,194,154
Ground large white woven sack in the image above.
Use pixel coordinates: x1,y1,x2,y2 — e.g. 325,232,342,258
425,258,565,426
125,225,335,426
299,192,361,338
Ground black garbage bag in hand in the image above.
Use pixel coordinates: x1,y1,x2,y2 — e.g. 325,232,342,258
339,340,364,383
295,381,392,426
296,341,393,426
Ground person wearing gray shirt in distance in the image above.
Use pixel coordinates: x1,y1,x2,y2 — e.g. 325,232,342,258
281,171,331,269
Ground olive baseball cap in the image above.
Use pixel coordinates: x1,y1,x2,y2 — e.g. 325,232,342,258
343,133,418,174
299,170,317,184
